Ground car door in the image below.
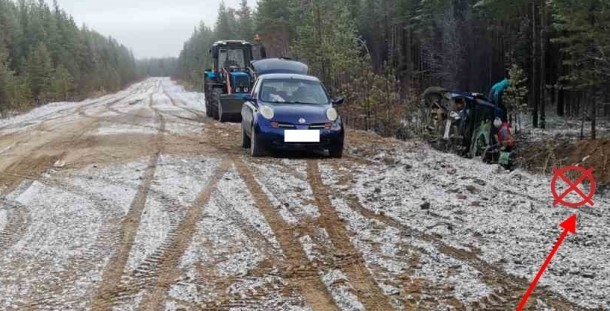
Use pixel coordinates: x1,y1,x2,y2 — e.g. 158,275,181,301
242,79,260,136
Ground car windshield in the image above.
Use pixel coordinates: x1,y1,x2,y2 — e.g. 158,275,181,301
219,48,245,68
259,79,329,105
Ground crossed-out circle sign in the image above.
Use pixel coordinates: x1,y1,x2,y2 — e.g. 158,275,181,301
551,166,596,208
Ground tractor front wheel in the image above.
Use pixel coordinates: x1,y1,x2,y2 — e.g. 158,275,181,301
211,88,222,120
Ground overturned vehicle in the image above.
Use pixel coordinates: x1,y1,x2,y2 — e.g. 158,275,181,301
421,87,513,167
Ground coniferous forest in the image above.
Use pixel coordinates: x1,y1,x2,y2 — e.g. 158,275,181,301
0,0,138,116
179,0,610,138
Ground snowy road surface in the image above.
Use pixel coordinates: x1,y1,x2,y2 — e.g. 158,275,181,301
0,78,607,310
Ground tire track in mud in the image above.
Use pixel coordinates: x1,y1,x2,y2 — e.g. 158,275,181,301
136,159,231,311
326,161,587,311
306,160,395,311
233,158,341,311
90,103,166,311
187,189,288,311
0,116,101,200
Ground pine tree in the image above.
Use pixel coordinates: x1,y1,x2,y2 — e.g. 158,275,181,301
215,3,238,39
50,64,74,101
25,42,53,103
236,0,254,41
504,64,528,133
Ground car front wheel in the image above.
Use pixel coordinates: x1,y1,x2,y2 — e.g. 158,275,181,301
329,146,343,158
241,124,251,148
250,126,264,157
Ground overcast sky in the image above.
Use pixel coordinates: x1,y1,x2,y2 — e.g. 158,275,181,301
47,0,258,59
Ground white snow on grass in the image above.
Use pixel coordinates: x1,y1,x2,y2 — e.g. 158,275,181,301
0,181,103,309
326,193,491,306
347,141,610,309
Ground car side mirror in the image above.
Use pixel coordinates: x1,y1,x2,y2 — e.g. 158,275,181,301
332,96,345,106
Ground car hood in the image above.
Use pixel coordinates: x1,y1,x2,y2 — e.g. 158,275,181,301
263,103,331,124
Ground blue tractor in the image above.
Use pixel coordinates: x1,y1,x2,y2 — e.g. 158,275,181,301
204,40,255,122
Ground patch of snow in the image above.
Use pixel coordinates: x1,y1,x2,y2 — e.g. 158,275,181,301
321,270,366,311
0,181,103,309
345,140,610,309
164,121,203,136
250,172,299,225
216,166,283,254
66,160,148,216
299,233,366,311
328,194,491,305
0,209,6,233
95,124,157,136
111,291,143,311
126,155,220,273
249,161,319,220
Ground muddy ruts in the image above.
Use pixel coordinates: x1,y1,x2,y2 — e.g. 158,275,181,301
233,158,341,311
134,159,231,310
90,100,166,311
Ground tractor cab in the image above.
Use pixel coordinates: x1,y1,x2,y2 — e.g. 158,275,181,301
212,41,252,70
208,40,253,94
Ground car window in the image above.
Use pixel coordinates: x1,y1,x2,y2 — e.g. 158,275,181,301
259,79,329,104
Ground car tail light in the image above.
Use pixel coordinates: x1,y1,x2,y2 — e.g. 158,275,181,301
324,123,332,129
271,122,279,128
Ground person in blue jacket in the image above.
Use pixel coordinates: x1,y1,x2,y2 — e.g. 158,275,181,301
489,70,510,121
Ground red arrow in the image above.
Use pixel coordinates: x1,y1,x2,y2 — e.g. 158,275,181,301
516,214,577,310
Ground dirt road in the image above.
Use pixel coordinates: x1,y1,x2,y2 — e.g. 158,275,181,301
0,78,607,310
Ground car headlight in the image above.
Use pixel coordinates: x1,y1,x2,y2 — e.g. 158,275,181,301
260,105,274,120
326,108,338,121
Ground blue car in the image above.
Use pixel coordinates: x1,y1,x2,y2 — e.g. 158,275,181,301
240,61,345,157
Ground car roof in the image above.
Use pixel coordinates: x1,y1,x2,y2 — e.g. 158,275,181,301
258,73,321,82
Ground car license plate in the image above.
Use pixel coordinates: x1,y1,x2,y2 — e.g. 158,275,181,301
284,130,320,142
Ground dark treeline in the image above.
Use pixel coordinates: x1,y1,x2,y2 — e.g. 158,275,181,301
137,57,179,78
0,0,137,116
180,0,609,137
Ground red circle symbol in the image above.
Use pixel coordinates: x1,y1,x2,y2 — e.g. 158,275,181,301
551,166,596,208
